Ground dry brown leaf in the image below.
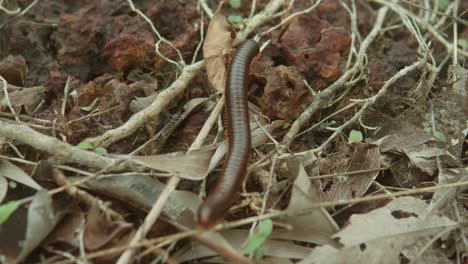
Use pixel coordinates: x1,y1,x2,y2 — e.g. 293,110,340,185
299,197,457,264
0,55,28,86
1,86,47,115
131,145,217,180
319,143,380,201
203,2,234,93
0,159,42,190
275,160,338,245
84,203,133,250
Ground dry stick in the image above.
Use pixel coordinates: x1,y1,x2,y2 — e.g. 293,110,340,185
282,6,389,145
0,121,118,170
1,76,20,122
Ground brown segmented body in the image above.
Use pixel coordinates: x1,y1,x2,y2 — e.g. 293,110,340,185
198,39,260,228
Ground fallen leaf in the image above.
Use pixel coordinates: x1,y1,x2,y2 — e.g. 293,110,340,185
203,2,234,93
0,200,19,224
0,55,28,86
319,143,380,201
0,191,64,263
299,197,458,264
130,145,218,180
276,160,338,244
1,86,47,115
245,219,273,259
0,160,42,190
77,175,201,221
84,202,133,250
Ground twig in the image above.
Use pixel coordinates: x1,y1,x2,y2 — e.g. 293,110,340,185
126,0,184,66
0,121,118,170
198,0,213,18
1,76,20,122
61,76,71,117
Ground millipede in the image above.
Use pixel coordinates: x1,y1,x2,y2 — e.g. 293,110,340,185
198,39,260,228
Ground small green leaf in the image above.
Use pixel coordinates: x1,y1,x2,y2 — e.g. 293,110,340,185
458,39,468,49
245,220,273,259
437,0,449,10
229,0,242,9
227,15,244,24
77,141,94,150
434,131,447,142
0,201,20,224
94,147,107,155
8,181,17,189
1,98,8,107
348,130,363,144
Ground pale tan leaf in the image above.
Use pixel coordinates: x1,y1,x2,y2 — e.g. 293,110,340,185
299,197,457,264
203,3,234,92
0,159,42,190
77,175,201,220
131,145,217,180
276,160,338,245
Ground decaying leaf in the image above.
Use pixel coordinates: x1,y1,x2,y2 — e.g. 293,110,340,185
0,55,28,86
203,2,234,93
84,203,133,250
0,191,64,263
299,197,458,264
319,143,380,202
0,86,47,115
78,175,201,221
0,159,42,190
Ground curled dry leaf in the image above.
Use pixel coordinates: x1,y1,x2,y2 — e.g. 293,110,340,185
203,3,234,93
299,197,458,264
0,159,42,190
